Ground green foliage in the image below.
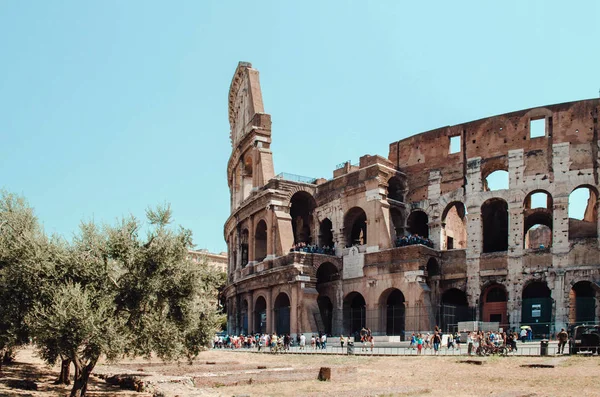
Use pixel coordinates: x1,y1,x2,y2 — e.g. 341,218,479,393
0,193,221,396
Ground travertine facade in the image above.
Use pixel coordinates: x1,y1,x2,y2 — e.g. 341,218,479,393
223,62,600,339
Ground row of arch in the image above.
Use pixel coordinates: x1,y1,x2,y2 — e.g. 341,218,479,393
236,183,597,266
237,279,597,337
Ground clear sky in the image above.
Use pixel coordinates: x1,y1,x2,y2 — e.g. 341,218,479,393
1,1,598,252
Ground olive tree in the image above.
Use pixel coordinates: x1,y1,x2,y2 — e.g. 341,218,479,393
28,205,220,397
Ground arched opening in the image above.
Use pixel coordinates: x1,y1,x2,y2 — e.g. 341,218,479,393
274,293,291,335
387,176,405,202
521,281,552,338
343,292,366,335
442,202,467,250
390,207,404,243
318,218,334,248
480,284,508,329
407,210,429,238
569,186,598,239
240,228,249,267
484,170,509,191
523,211,553,249
524,190,552,209
241,155,253,201
569,281,597,325
380,289,405,337
440,288,470,333
426,257,440,277
481,198,508,253
344,207,367,246
254,296,267,334
254,220,267,262
240,299,249,335
317,296,333,335
316,262,339,335
290,191,317,245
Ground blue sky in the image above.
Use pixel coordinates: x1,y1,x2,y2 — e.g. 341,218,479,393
0,1,598,252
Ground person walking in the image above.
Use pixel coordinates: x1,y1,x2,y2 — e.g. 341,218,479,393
432,332,441,355
321,333,327,350
299,333,306,350
557,328,568,354
340,334,345,349
467,331,473,356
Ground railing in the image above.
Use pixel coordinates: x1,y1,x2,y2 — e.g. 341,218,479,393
274,172,318,184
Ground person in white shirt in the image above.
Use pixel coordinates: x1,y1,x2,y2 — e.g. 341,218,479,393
299,334,306,350
321,334,327,349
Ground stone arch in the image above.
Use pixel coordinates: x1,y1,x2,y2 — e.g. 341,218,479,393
240,299,249,335
343,291,366,335
240,228,249,267
481,158,509,192
273,292,291,335
379,288,406,337
440,288,470,333
254,295,268,334
254,219,267,262
480,283,508,328
407,210,429,238
441,201,467,250
387,176,405,202
521,280,552,338
344,207,367,246
569,280,597,325
290,191,317,245
569,184,598,239
316,262,340,284
524,189,553,209
426,257,440,278
523,210,553,249
481,198,509,253
318,217,334,248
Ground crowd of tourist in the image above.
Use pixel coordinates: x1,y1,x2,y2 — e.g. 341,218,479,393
290,242,336,256
394,234,434,248
212,332,329,351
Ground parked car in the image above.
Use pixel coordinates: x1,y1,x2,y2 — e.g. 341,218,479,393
569,325,600,354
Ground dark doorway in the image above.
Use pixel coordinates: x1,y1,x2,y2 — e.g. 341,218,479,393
274,293,291,335
344,207,367,246
440,288,471,333
521,281,552,338
343,292,366,335
319,218,334,247
407,210,429,238
384,289,405,337
255,296,267,334
481,198,508,253
570,281,596,325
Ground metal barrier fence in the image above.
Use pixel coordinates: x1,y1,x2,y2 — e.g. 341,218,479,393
220,342,600,357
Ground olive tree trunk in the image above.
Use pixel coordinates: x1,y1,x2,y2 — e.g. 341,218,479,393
55,358,71,385
69,356,97,397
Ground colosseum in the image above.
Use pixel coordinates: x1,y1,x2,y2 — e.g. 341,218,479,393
222,61,600,339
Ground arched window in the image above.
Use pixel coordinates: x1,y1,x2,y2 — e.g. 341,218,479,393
442,202,467,249
387,177,405,202
426,258,440,277
240,228,249,267
254,220,267,262
484,170,509,191
290,191,317,245
344,207,367,246
318,218,334,247
407,210,429,238
481,198,508,253
569,186,598,239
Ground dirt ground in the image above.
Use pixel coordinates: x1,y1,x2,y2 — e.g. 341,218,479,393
1,347,599,397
